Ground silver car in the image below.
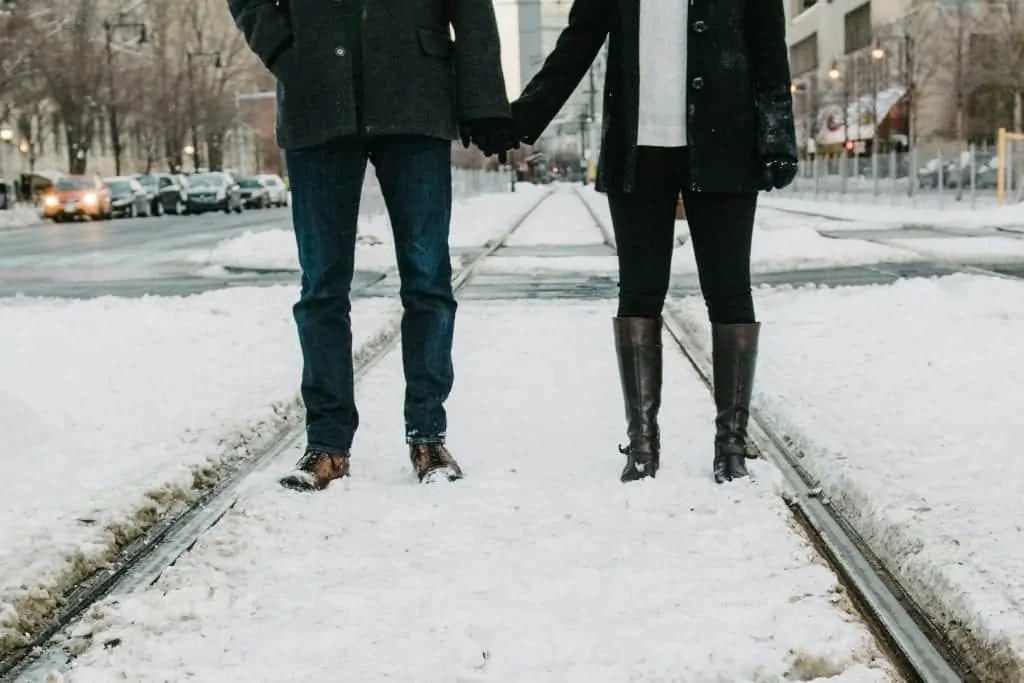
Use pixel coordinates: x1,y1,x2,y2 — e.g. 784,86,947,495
258,174,289,207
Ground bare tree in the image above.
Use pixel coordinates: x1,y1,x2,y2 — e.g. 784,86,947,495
875,5,956,145
20,0,108,173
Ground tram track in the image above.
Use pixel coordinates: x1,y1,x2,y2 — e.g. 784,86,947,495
573,186,973,683
0,188,553,683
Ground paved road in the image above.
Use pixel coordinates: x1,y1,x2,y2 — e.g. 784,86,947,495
0,177,390,299
3,189,1021,300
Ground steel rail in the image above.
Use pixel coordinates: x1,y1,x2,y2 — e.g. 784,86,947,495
573,186,971,683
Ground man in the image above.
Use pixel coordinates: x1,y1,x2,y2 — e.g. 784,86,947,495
228,0,518,490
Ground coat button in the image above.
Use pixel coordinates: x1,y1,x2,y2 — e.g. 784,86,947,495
335,46,347,57
692,76,704,90
693,20,707,32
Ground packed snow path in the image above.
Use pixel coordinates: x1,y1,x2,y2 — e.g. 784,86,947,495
43,190,896,682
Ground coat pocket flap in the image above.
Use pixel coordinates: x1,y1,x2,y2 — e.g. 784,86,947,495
417,28,454,59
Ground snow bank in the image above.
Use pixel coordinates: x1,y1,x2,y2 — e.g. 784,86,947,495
187,184,548,273
761,194,1024,230
59,301,894,682
576,184,920,273
672,273,1024,681
0,206,42,230
0,289,399,653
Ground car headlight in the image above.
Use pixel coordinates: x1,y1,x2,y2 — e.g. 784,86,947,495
83,193,97,205
44,195,58,207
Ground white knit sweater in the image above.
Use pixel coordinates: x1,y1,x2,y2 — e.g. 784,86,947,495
636,0,689,147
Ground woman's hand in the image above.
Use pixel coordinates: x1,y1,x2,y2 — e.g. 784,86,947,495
760,156,798,191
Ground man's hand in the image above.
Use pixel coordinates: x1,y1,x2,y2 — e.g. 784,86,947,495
760,156,798,192
460,118,520,164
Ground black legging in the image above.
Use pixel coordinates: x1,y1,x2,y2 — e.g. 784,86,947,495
608,146,757,324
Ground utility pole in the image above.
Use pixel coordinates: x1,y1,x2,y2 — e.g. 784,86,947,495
103,17,147,176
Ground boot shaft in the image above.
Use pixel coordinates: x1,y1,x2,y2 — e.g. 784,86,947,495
711,323,760,441
613,316,663,455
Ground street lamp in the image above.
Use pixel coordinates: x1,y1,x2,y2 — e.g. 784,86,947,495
104,16,147,176
871,44,885,61
0,127,12,142
828,60,850,148
187,50,223,172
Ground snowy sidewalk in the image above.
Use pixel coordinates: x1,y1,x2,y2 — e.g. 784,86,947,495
0,187,545,655
57,301,893,682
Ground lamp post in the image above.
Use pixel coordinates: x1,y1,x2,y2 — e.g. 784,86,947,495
870,42,885,152
103,17,147,176
828,59,849,149
186,50,223,172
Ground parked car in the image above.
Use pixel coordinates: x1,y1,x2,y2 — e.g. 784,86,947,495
184,171,243,214
105,176,151,218
258,174,289,207
133,173,189,215
238,176,271,209
42,175,113,222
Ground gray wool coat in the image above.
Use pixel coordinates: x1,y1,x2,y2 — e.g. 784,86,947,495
228,0,512,150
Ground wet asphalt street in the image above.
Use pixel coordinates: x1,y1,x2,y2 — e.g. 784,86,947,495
2,192,1022,301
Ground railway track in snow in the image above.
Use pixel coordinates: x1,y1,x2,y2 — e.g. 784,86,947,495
2,185,977,682
573,187,972,683
0,188,554,683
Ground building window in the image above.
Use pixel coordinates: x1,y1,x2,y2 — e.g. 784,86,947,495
844,2,871,54
790,34,818,76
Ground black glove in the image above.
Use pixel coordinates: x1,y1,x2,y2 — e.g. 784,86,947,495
761,156,798,192
460,118,520,164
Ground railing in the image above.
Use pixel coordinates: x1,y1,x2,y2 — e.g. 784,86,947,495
781,142,1024,208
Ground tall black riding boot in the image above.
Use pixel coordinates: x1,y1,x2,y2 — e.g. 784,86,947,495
712,322,760,483
614,317,663,482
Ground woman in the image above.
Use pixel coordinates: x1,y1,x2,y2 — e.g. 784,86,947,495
487,0,798,483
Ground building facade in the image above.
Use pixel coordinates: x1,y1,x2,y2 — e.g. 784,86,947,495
787,0,1017,157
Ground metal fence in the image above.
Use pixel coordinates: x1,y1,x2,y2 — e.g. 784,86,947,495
452,167,513,199
780,145,1024,208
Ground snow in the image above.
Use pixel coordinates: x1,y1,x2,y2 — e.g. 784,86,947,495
882,235,1024,260
671,273,1024,680
761,194,1024,231
187,185,548,273
0,289,399,653
57,301,895,683
0,206,42,230
0,187,542,656
574,186,920,274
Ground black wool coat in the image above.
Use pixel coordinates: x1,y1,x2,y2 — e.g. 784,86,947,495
229,0,511,150
511,0,798,194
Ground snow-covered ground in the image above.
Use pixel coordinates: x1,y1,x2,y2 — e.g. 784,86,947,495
57,299,895,683
761,193,1024,230
0,187,544,656
0,205,42,230
574,186,921,274
673,274,1024,680
187,184,547,274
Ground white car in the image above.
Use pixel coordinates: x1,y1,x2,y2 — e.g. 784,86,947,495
258,174,289,207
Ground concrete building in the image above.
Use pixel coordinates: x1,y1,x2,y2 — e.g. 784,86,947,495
514,0,605,165
786,0,1014,157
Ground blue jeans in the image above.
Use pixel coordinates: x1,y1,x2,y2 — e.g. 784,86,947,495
286,135,456,452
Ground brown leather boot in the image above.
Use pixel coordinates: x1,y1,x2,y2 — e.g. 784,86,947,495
712,323,760,483
279,448,350,491
410,443,464,483
614,316,663,482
